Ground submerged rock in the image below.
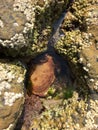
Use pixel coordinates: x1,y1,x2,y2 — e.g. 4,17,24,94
29,54,55,97
15,94,43,130
0,59,26,130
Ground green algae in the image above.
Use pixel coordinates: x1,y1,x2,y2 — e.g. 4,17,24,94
47,84,74,100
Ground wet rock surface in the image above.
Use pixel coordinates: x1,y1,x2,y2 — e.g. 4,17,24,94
0,59,26,130
15,94,43,130
29,54,55,97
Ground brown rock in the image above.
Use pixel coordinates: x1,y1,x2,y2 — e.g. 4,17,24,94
29,54,55,97
77,4,98,94
0,0,26,39
37,0,45,7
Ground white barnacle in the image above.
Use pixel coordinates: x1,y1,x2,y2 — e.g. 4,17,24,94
13,22,19,27
95,81,98,86
3,124,14,130
0,65,3,70
4,92,23,106
87,63,91,67
89,79,94,82
88,12,92,17
0,81,11,91
5,82,11,89
83,67,89,72
93,85,98,90
7,71,15,81
0,20,4,28
9,43,14,49
84,75,88,79
17,77,23,83
79,58,83,63
89,33,92,37
89,42,92,45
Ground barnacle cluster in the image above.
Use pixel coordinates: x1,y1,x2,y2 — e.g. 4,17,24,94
31,92,98,130
54,0,96,96
0,0,71,57
0,59,26,130
33,0,68,42
0,60,26,106
55,30,93,63
54,0,94,63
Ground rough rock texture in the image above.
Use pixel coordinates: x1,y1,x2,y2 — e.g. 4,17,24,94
0,59,26,130
51,0,98,129
0,0,26,39
80,4,98,94
29,54,55,96
32,92,98,130
0,0,69,57
55,0,98,95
